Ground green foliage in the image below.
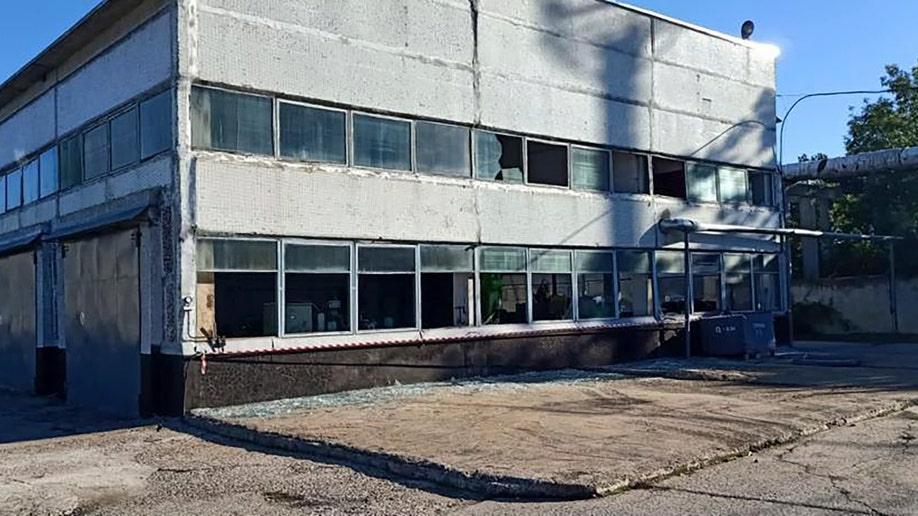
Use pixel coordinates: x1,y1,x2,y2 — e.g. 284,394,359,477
823,62,918,276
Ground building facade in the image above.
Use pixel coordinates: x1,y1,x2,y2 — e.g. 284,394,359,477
0,0,783,416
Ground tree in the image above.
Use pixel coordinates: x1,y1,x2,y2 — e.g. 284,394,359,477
828,62,918,275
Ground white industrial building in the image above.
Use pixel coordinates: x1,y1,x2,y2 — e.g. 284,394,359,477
0,0,785,416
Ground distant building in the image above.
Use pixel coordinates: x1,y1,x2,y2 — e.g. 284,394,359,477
0,0,783,416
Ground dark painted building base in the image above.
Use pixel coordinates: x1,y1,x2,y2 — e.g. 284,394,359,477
155,327,667,414
35,347,66,397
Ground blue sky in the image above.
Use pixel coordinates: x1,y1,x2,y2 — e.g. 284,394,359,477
0,1,915,164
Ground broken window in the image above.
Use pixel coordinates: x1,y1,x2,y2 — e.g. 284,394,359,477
21,160,38,205
279,102,346,164
750,171,776,207
59,135,83,190
571,147,610,191
197,239,278,339
686,163,718,203
5,168,21,209
39,148,58,199
191,87,274,156
83,122,110,180
353,114,411,171
656,250,686,315
612,151,649,194
692,253,722,312
652,157,686,199
724,254,753,311
576,251,615,320
111,107,139,171
527,141,569,187
415,122,471,177
474,131,523,183
284,243,351,334
479,247,527,324
531,249,572,321
140,90,172,159
754,254,781,311
617,250,653,317
420,245,474,328
358,246,416,330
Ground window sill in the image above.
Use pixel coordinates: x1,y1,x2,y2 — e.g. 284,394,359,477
183,316,663,356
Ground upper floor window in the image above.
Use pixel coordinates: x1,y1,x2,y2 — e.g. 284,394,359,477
140,90,172,159
571,147,610,192
415,121,470,178
686,163,718,203
527,140,568,187
474,131,523,183
352,114,411,171
83,122,110,180
750,171,776,207
111,107,140,171
279,102,346,164
191,87,274,156
21,159,39,205
613,152,649,194
652,157,686,199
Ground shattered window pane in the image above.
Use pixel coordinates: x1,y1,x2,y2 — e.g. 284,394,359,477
474,131,523,183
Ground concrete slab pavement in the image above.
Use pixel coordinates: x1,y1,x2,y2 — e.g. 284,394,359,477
189,342,918,500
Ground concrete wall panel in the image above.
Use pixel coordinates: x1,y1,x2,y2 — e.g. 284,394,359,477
479,0,652,58
0,92,55,169
653,62,774,127
478,72,652,149
477,188,657,248
653,109,776,167
194,157,661,248
477,14,652,106
194,158,481,242
195,2,476,123
57,13,172,135
653,20,747,80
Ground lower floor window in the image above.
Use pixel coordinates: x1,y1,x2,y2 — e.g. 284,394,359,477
421,272,474,328
618,272,652,317
358,274,416,330
480,273,527,324
693,275,721,312
577,273,615,319
659,276,686,315
726,273,753,311
532,273,572,321
203,272,277,338
285,273,350,333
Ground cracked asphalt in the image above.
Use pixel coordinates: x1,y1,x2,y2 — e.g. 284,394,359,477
459,407,918,515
